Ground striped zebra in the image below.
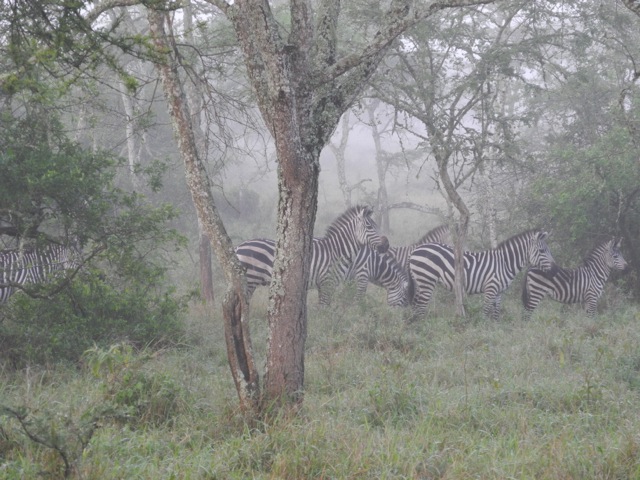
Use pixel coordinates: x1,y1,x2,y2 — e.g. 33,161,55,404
335,224,450,303
0,243,80,303
408,230,557,320
389,224,451,273
522,237,627,319
334,246,409,306
235,205,389,305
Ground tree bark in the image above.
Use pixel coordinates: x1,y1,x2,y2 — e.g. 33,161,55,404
183,1,215,306
148,9,259,414
437,156,470,318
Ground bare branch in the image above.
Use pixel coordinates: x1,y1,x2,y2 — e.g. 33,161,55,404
315,0,496,86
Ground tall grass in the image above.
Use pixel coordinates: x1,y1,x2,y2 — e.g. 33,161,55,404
2,283,640,479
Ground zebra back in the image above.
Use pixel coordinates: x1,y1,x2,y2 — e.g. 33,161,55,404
389,224,451,272
523,237,627,318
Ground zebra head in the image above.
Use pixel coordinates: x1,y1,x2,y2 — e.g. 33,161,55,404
349,206,389,253
605,237,628,271
387,267,410,307
376,251,410,307
527,231,558,275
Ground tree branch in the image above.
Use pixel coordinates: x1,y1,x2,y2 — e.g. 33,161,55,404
315,0,495,86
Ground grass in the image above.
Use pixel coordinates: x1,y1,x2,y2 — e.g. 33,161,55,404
2,284,640,479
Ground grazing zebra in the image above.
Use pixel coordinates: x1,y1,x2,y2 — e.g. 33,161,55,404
408,230,557,320
235,205,389,305
334,246,409,306
389,224,451,273
0,243,80,304
336,224,450,302
522,237,627,319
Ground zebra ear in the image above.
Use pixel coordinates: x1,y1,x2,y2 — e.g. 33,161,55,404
538,231,549,241
614,237,623,249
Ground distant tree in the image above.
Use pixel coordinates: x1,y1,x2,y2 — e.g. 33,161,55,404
369,4,527,316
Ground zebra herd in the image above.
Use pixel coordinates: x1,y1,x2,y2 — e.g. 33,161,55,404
0,206,628,320
235,205,628,320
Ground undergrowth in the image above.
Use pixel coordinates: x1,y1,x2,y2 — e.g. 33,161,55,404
1,287,640,479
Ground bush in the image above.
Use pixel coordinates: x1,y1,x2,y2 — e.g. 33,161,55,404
0,271,188,367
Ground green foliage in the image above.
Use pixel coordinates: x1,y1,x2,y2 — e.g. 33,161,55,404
0,269,188,366
0,403,107,478
0,107,190,367
84,343,188,427
516,125,640,297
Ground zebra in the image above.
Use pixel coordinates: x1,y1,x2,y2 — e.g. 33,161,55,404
333,245,409,306
0,243,81,304
408,230,557,320
389,224,451,273
522,237,627,319
234,205,389,305
334,224,450,303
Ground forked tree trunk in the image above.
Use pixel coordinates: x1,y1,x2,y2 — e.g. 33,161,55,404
437,156,470,317
148,10,259,414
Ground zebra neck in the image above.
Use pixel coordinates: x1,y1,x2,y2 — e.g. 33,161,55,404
494,246,527,277
583,261,611,284
316,235,358,261
389,245,411,268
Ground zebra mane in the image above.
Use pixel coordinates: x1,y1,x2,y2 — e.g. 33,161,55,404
324,205,372,237
582,238,614,265
496,229,543,250
416,224,450,245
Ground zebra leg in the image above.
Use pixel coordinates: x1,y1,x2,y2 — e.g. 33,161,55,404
584,292,600,317
317,278,334,306
522,279,544,321
409,281,436,321
355,273,368,300
484,293,500,320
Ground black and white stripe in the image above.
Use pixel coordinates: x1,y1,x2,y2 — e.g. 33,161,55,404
334,224,450,305
408,230,557,320
522,237,627,319
389,224,451,273
335,246,409,306
0,244,80,303
235,205,388,305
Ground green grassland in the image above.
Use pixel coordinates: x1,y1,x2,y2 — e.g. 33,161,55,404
2,283,640,479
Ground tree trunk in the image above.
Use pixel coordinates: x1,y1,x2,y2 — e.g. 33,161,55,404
183,1,215,306
198,217,215,305
437,156,470,318
227,2,321,413
367,100,391,232
148,10,259,414
328,111,353,208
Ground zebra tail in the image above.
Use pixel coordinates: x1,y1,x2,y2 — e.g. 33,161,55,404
407,274,416,304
